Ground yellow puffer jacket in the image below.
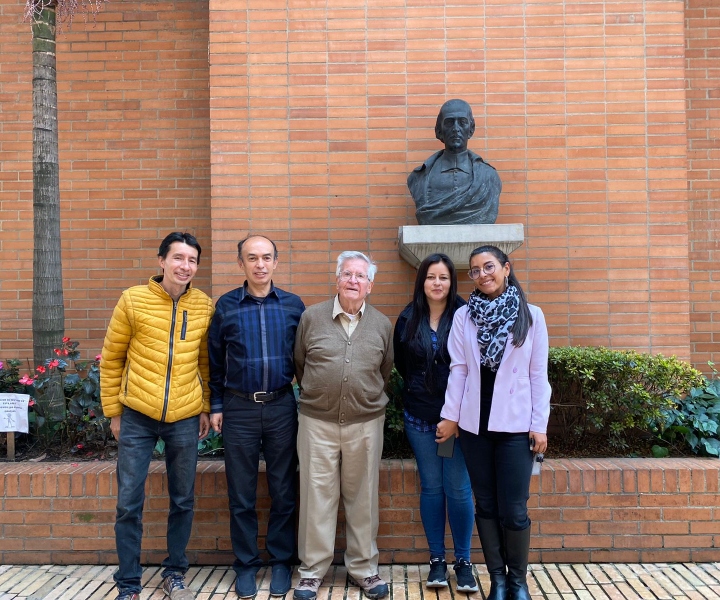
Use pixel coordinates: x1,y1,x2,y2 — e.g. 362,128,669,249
100,276,215,422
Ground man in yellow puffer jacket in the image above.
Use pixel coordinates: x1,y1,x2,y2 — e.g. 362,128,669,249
100,232,214,600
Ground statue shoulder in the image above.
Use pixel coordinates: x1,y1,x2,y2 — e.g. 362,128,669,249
468,149,497,171
410,150,444,175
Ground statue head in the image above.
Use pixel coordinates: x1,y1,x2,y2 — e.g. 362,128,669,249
435,99,476,154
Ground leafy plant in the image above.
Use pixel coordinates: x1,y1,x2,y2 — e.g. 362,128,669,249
382,367,413,459
549,347,703,450
11,338,109,454
0,359,26,394
199,430,224,456
653,363,720,457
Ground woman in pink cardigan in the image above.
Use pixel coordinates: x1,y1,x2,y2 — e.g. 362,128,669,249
436,245,551,600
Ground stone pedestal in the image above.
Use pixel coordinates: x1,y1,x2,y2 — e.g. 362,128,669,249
398,224,524,269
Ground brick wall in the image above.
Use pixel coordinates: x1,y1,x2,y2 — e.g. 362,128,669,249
1,458,719,564
686,0,720,372
0,0,212,358
208,0,691,359
2,0,719,369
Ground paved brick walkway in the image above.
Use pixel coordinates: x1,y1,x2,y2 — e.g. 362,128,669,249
1,563,719,600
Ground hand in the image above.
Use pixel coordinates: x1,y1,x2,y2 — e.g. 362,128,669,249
436,419,459,443
210,412,223,434
110,415,122,440
199,413,210,440
529,432,547,454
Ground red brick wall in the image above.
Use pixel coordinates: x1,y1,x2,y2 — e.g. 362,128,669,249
0,0,211,358
1,459,718,564
208,0,691,359
686,0,720,372
2,0,718,368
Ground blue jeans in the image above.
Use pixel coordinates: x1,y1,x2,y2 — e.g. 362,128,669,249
404,415,474,561
114,407,200,593
459,429,533,531
222,389,298,575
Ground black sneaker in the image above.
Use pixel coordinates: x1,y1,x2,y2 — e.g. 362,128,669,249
454,559,479,593
426,558,448,588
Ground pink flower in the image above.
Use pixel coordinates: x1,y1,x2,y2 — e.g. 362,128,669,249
48,359,60,368
28,399,35,407
63,349,69,356
62,336,70,343
54,348,61,356
95,354,102,361
0,361,4,370
19,374,34,385
36,365,46,374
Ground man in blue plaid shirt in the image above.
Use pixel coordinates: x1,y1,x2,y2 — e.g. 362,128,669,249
209,235,305,599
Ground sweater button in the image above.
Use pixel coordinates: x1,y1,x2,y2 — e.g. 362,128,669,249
343,377,348,382
509,388,514,394
340,419,345,424
345,358,350,363
513,367,518,373
348,341,351,345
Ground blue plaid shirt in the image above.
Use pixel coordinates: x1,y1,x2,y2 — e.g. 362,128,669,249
208,282,305,413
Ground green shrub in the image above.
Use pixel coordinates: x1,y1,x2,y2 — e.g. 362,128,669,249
383,367,412,458
549,346,703,450
652,363,720,457
0,359,26,394
4,339,109,454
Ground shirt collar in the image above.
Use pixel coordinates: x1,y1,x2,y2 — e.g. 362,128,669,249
239,281,278,303
332,295,365,321
438,150,471,174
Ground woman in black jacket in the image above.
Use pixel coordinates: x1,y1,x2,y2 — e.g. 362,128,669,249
393,253,476,593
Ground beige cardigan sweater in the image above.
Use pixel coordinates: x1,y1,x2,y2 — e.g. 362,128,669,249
293,298,394,424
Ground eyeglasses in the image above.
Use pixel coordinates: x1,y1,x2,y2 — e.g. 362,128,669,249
468,263,497,280
339,271,368,282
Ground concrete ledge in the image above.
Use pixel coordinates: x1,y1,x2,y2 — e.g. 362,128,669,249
1,458,719,564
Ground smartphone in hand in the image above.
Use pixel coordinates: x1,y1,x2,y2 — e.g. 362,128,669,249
437,436,455,459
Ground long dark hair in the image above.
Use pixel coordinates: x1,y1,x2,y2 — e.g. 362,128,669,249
469,245,533,347
403,253,459,391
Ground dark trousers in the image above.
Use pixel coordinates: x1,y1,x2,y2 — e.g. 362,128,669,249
114,407,200,593
222,389,298,575
459,429,533,531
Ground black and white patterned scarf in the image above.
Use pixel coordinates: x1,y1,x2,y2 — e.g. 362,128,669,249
467,285,520,372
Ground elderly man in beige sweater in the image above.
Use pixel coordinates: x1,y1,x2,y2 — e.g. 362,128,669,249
292,251,394,600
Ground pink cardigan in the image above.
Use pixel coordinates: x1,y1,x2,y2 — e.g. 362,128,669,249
440,303,551,435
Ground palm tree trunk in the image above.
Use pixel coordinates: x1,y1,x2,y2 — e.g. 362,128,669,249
32,0,65,370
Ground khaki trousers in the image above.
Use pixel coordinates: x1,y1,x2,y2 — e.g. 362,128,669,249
297,412,385,581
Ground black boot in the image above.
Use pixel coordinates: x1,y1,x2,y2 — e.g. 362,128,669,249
504,527,531,600
476,517,507,600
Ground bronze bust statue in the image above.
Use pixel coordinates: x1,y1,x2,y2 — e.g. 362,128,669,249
407,99,502,225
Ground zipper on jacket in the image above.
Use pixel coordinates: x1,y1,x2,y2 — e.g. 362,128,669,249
181,310,188,340
161,300,178,422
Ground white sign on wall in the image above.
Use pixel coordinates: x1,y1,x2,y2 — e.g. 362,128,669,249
0,394,30,433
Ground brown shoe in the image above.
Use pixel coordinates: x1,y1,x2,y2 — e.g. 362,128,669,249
348,574,389,599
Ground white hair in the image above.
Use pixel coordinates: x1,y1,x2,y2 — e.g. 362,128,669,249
335,251,378,282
